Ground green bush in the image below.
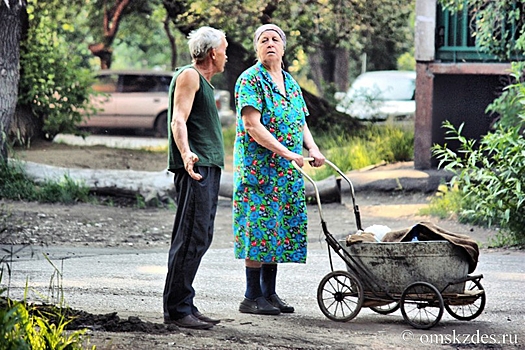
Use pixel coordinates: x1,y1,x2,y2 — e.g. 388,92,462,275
1,244,94,349
485,62,525,129
0,273,94,350
433,118,525,246
18,0,96,141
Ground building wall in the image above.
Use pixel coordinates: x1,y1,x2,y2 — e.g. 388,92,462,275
431,74,503,167
414,0,512,169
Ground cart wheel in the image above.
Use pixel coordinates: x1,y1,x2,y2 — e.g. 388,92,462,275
369,302,400,315
401,282,444,329
317,270,364,322
445,279,486,321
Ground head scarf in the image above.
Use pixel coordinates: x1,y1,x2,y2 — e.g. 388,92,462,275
253,24,286,52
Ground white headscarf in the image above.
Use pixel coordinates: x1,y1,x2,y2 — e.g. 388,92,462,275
253,24,286,52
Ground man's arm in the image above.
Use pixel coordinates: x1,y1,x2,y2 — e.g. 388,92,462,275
171,69,202,180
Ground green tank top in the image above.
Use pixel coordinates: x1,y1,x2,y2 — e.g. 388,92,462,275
167,65,224,171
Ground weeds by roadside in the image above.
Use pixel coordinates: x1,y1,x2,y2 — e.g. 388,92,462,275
1,227,95,349
0,160,91,204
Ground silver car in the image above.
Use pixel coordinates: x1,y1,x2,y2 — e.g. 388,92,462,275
335,70,416,124
82,69,234,137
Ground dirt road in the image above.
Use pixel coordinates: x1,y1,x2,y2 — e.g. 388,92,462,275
3,139,522,349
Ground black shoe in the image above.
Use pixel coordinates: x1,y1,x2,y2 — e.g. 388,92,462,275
194,311,221,325
239,297,281,315
267,294,295,313
164,314,213,330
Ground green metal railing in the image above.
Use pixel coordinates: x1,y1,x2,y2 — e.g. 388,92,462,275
435,1,520,62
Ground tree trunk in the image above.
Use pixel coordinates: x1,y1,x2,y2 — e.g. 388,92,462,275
309,47,350,95
88,42,113,69
88,0,131,69
163,16,177,70
9,104,43,146
0,1,25,162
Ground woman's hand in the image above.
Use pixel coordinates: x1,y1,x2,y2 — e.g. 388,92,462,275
308,148,326,168
288,153,305,168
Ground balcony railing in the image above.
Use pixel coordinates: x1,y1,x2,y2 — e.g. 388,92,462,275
435,1,521,62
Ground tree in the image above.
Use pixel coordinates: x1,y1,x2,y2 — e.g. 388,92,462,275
161,0,414,95
0,0,26,162
87,0,166,69
15,0,96,142
88,0,132,69
163,0,414,133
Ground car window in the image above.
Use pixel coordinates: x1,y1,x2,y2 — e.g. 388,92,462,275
154,76,172,92
349,74,415,101
93,74,118,93
120,74,172,93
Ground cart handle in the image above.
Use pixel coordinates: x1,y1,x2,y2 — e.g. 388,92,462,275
292,158,323,220
292,157,363,231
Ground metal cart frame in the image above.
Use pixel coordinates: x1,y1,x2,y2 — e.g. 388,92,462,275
293,158,486,329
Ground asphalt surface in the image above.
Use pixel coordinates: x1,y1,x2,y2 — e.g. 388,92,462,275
3,134,524,348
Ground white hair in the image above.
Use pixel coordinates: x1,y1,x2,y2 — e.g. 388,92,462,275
187,26,226,63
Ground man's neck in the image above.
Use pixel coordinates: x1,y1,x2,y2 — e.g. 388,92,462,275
193,62,215,83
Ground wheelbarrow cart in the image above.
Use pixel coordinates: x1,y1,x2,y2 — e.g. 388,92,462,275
292,158,486,329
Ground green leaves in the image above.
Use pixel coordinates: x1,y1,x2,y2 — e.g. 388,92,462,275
439,0,524,60
17,0,97,141
432,65,525,246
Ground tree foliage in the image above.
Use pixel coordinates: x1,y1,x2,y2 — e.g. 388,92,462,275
87,0,163,69
158,0,413,131
162,0,414,92
17,0,96,141
439,0,525,60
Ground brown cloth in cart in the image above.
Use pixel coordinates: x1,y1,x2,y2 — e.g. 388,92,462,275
380,221,479,273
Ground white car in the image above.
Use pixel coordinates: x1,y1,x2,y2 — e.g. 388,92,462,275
82,70,235,137
335,70,416,124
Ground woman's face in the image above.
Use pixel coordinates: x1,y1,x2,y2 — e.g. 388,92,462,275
256,30,284,65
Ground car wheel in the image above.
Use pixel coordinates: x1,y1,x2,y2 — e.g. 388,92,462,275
155,112,168,138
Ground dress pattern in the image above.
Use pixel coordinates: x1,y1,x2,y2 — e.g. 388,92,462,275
233,62,309,263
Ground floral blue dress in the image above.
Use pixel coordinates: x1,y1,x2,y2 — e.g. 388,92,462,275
233,62,309,264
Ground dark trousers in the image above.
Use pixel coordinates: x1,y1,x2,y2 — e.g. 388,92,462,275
163,166,221,320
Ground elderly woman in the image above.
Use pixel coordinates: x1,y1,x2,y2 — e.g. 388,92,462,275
233,24,325,315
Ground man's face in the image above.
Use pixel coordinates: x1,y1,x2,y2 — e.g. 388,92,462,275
213,37,228,73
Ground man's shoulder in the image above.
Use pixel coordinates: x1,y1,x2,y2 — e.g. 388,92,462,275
172,65,200,92
174,65,199,79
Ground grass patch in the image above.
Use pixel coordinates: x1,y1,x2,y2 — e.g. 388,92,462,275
308,124,414,180
418,184,463,219
1,247,95,349
223,123,414,180
0,160,91,204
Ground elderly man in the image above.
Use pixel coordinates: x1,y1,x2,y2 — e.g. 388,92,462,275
163,26,228,330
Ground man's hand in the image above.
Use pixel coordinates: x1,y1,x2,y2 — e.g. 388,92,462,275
183,152,202,180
